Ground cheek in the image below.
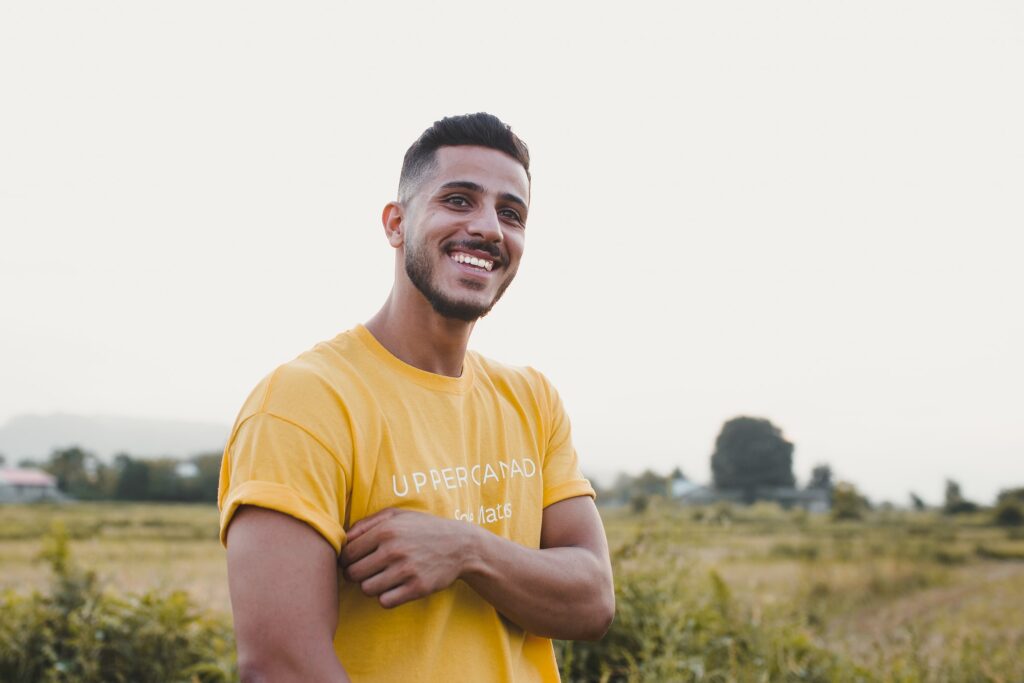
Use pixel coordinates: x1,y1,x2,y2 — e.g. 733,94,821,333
508,238,525,263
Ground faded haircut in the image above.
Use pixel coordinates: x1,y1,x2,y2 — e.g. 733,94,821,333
397,113,531,203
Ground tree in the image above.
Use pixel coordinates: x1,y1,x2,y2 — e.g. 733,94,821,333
114,454,151,501
997,487,1024,505
994,499,1023,527
909,492,926,511
806,464,833,493
188,452,222,502
633,469,669,497
710,417,795,500
943,479,978,515
994,487,1024,527
43,446,106,499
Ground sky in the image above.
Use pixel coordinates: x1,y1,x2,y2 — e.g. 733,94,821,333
1,1,1021,505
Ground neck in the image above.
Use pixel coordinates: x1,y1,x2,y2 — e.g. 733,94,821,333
365,290,475,378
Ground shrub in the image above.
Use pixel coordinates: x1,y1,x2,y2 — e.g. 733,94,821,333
975,542,1024,561
0,523,236,683
831,482,867,521
994,500,1024,527
555,568,869,682
770,542,820,561
630,494,650,515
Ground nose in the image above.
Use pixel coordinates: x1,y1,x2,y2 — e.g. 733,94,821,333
469,207,503,244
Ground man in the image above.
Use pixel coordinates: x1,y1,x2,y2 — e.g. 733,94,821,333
218,113,614,682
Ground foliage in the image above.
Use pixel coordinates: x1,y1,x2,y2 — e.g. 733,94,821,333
606,470,671,506
908,491,927,511
3,503,1024,682
993,499,1024,527
975,541,1024,561
710,416,795,498
997,487,1024,505
993,488,1024,528
943,479,978,515
555,505,1024,682
629,494,650,515
0,523,235,682
831,482,869,521
35,447,222,502
556,562,863,682
806,464,833,494
40,447,109,500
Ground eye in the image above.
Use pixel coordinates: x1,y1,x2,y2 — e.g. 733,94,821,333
499,208,524,224
443,195,471,207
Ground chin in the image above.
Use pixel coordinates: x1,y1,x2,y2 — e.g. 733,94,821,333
428,294,496,322
405,248,511,322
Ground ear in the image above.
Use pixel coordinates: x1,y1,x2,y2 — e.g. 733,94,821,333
381,202,405,247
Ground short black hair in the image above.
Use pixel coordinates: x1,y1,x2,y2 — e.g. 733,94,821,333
398,113,530,203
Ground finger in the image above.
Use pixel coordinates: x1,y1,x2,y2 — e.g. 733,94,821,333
340,529,381,568
379,580,423,609
347,508,399,542
344,546,392,583
359,566,406,598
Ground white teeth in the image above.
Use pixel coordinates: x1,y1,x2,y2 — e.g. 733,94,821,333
450,252,494,271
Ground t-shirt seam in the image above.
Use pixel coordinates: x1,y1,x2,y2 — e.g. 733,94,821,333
230,411,348,474
259,367,280,413
258,411,348,472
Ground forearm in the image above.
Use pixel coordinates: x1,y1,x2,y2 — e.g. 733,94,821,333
460,525,615,641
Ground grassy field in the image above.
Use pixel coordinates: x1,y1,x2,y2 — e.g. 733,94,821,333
1,501,1022,681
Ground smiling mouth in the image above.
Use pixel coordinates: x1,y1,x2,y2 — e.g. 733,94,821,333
448,251,495,272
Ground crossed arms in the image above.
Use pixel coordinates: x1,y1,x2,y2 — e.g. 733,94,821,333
226,496,615,682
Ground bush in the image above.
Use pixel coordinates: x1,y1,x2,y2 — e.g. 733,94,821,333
975,542,1024,561
555,568,868,682
629,494,650,515
831,482,867,521
994,500,1024,527
0,523,236,683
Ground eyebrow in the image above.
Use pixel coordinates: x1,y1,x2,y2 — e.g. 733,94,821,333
439,181,528,213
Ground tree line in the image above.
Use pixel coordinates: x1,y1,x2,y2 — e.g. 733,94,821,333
597,415,1023,524
16,447,221,503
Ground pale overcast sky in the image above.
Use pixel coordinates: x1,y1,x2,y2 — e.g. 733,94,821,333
1,1,1021,505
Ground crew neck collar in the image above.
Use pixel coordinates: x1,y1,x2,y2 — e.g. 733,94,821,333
353,324,475,395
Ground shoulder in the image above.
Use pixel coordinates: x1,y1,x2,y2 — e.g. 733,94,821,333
468,351,562,410
230,328,374,439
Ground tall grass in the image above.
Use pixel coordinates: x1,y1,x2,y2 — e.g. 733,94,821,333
1,503,1022,682
0,522,235,683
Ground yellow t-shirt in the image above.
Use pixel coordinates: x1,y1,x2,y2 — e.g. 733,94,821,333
218,325,595,682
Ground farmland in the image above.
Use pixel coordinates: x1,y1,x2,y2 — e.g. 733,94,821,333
1,501,1023,681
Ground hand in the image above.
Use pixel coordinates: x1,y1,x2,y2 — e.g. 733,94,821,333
340,508,475,608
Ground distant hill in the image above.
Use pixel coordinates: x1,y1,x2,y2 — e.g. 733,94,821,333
0,413,229,463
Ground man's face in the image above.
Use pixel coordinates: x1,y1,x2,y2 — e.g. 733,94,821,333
398,146,530,322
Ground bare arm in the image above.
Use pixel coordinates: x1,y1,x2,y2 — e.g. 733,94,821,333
341,496,614,641
226,505,351,683
463,496,615,640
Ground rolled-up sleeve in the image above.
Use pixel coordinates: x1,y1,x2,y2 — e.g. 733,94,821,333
219,412,348,554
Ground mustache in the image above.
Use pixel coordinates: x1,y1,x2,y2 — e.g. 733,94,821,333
445,240,503,264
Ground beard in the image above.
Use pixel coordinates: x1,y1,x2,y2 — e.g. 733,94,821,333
404,238,515,322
